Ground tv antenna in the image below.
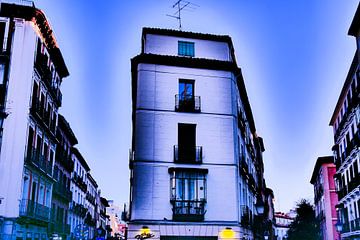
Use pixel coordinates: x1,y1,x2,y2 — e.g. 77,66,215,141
166,0,199,30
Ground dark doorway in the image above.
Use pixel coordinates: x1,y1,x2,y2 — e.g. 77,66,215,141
178,123,196,162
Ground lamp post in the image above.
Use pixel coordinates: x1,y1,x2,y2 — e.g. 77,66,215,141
263,231,269,240
335,220,342,240
255,197,265,216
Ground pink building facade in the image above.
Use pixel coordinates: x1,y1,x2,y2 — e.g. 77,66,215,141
310,156,339,240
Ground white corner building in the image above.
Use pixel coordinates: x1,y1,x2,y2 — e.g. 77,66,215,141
128,28,268,240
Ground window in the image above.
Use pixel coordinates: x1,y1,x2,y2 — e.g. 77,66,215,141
170,171,206,201
179,79,194,98
170,169,207,221
178,41,195,57
176,79,200,112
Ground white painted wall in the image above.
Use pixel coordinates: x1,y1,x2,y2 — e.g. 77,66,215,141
144,34,232,62
131,62,240,222
0,19,37,218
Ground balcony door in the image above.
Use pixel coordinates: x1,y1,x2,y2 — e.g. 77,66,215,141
179,80,195,111
178,123,196,162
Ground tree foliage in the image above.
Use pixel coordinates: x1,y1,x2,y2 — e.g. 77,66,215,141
287,199,320,240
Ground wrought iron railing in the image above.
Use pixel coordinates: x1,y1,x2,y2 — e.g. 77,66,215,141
19,199,50,221
171,199,206,221
25,148,53,176
175,94,201,112
173,145,202,164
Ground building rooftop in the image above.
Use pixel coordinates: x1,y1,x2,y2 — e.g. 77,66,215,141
87,172,98,188
0,2,69,78
348,2,360,36
71,147,90,171
58,114,78,145
329,52,358,125
310,156,334,184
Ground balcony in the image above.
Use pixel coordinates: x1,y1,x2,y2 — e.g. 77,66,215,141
240,156,249,178
248,174,257,193
349,218,360,232
35,53,52,87
34,53,62,107
334,91,359,141
53,181,72,202
238,114,246,137
19,199,50,221
72,173,87,192
174,145,202,164
171,199,206,221
85,212,97,227
86,193,96,205
240,205,253,229
48,222,71,235
30,100,57,137
175,94,201,113
71,201,87,218
25,148,53,176
55,149,74,173
337,176,360,200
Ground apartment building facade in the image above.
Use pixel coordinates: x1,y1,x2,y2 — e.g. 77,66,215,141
274,212,294,240
128,28,269,240
0,2,69,239
50,114,78,239
69,147,90,238
331,3,360,239
310,156,338,240
0,2,109,239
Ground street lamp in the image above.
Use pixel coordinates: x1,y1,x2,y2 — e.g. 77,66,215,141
255,197,265,215
263,230,269,240
335,220,343,232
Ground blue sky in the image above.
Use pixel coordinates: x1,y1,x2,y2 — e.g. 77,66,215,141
35,0,358,212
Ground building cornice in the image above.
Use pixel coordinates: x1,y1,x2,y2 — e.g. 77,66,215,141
0,2,69,78
58,114,78,146
310,156,334,184
348,3,360,36
329,52,358,125
71,147,90,172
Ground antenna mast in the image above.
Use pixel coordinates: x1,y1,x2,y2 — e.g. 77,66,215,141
166,0,199,30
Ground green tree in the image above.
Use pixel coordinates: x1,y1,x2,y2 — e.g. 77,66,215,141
287,199,320,240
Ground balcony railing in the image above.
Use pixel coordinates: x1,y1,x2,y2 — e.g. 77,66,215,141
337,176,360,200
349,218,360,232
240,156,249,178
336,131,360,168
72,173,87,192
25,148,53,176
334,91,359,141
175,94,201,112
48,222,71,235
86,193,96,205
34,53,62,107
241,205,254,229
30,100,57,136
248,174,256,193
19,199,50,221
171,199,206,221
173,145,202,164
55,149,74,173
71,201,87,218
53,181,72,202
